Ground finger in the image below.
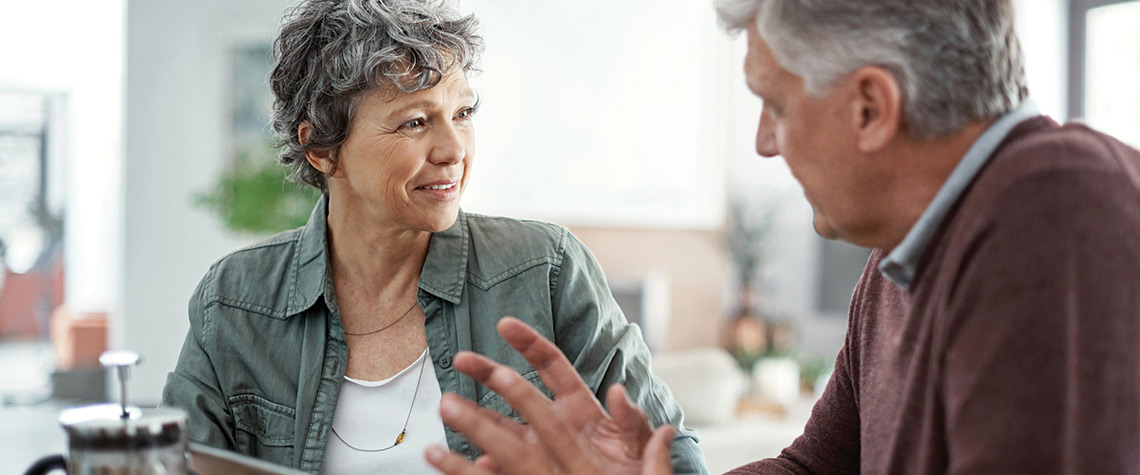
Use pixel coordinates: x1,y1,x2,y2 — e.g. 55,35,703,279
455,350,601,440
605,384,654,448
451,354,593,472
437,381,530,439
496,317,594,397
425,444,497,475
640,425,676,475
452,350,502,383
438,393,539,471
454,349,591,436
473,454,501,473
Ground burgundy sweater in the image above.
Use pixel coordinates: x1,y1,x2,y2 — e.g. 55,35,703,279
728,117,1140,474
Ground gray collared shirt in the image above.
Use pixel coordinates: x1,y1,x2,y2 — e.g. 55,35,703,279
879,101,1041,289
161,196,707,473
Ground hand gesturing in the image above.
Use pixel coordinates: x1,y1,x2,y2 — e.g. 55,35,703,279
424,317,675,475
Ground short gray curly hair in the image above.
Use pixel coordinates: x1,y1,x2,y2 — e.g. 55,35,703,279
270,0,483,192
716,0,1028,139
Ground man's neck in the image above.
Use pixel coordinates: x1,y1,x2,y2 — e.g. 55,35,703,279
874,120,997,251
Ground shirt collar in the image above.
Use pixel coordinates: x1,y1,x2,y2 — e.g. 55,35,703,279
878,100,1040,290
419,210,469,304
290,194,332,314
289,195,470,313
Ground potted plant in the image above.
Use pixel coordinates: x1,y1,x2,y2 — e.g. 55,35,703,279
196,140,319,235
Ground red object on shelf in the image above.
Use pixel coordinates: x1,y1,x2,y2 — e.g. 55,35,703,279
0,255,65,339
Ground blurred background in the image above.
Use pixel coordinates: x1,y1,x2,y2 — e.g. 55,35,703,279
1,0,1137,472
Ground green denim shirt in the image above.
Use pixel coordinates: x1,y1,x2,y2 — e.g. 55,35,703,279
161,197,707,474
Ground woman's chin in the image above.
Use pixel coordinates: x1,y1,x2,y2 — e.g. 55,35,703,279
422,208,461,233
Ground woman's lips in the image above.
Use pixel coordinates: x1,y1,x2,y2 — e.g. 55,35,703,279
417,182,457,191
414,180,460,199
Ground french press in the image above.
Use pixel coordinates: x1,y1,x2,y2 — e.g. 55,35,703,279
24,351,189,475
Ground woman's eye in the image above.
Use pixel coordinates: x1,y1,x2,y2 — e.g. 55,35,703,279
456,107,477,120
402,118,426,129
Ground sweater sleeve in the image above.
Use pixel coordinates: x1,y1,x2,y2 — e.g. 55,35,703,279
941,164,1140,473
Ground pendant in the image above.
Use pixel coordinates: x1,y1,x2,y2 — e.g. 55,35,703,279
395,430,405,445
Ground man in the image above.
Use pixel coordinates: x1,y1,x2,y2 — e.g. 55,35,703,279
425,0,1140,473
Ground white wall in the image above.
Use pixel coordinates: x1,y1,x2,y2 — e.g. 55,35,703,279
459,0,728,229
122,0,294,404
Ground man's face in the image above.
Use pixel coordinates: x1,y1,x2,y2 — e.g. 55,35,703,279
744,24,884,245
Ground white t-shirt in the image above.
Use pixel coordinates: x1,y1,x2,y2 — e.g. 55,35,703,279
323,350,449,474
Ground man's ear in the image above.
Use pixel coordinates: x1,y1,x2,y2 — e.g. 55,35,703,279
849,66,903,153
298,122,334,174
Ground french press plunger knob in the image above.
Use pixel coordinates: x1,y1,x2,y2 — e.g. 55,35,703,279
99,350,141,418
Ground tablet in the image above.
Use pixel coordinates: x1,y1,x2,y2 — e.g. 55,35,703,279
188,442,309,475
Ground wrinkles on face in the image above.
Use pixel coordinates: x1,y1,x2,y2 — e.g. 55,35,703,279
743,25,867,243
328,71,478,237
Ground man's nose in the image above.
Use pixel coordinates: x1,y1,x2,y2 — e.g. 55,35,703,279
754,107,779,158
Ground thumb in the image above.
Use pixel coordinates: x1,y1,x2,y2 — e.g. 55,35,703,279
641,425,675,475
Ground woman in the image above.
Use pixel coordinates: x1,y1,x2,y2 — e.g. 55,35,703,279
160,0,706,473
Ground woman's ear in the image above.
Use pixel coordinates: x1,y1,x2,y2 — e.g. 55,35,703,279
850,66,903,153
298,122,334,174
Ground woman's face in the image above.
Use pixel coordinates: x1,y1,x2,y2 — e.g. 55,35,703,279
322,70,477,234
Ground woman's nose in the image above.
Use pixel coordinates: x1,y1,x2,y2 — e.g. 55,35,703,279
430,123,467,165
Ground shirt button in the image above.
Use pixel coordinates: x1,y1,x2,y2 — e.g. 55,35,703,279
439,355,452,369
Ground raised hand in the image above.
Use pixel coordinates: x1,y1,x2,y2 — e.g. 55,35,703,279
424,316,676,475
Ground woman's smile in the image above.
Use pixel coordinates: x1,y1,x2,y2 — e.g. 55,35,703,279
413,180,462,199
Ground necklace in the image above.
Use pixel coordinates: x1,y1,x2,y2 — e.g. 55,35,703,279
331,351,429,452
342,299,419,336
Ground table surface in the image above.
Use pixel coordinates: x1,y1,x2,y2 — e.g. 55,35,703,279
690,396,816,474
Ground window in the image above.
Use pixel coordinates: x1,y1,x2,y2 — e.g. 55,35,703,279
0,90,66,341
815,239,872,318
0,90,67,411
1081,0,1140,148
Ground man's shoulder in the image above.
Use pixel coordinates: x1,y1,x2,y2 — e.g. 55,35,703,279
988,118,1140,181
960,118,1140,217
936,117,1140,261
192,227,306,318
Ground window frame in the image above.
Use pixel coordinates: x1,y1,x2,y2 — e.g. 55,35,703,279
1068,0,1137,119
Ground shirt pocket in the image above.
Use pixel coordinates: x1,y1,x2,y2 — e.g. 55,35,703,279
476,370,555,424
229,393,296,463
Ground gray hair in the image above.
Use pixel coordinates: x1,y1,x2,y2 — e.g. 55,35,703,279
270,0,483,192
716,0,1028,139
